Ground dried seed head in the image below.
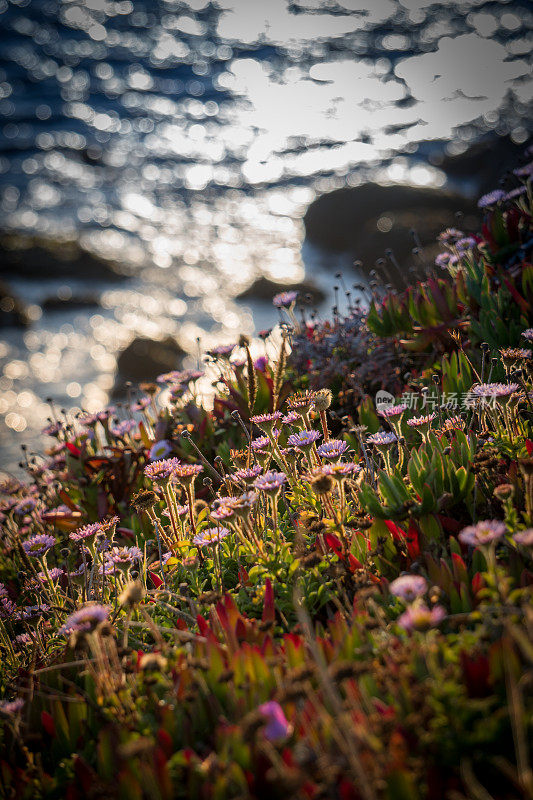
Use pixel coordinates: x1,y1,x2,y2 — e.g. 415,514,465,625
193,499,209,515
230,448,249,468
310,473,334,495
139,382,159,395
493,483,514,501
131,490,158,511
313,389,332,411
119,580,146,608
96,621,114,638
519,458,533,477
139,653,167,672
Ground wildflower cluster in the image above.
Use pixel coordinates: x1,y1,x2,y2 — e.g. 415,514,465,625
0,155,532,799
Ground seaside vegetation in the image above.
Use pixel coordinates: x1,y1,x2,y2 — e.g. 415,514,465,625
0,154,532,800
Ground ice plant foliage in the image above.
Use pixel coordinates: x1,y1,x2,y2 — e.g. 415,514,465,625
0,158,533,800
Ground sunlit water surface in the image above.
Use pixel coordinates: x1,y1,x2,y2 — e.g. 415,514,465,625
0,0,531,471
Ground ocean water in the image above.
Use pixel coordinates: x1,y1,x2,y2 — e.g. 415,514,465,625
0,0,531,472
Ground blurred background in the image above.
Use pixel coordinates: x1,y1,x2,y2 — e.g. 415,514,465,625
0,0,531,474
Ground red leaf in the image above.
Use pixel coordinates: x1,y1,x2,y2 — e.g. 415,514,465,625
238,566,250,586
41,711,55,737
526,439,533,456
262,577,275,624
196,615,209,637
65,442,81,457
149,571,163,589
504,277,528,313
471,572,484,594
347,554,363,573
460,650,490,697
235,617,247,642
73,756,96,794
58,490,79,512
324,532,343,557
406,520,420,559
438,514,463,533
157,728,173,758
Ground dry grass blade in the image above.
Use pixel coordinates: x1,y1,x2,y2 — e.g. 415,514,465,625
273,338,287,411
246,345,257,414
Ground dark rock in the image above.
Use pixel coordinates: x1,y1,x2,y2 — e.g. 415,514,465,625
437,134,532,194
303,183,479,276
80,145,104,165
0,231,129,281
113,336,185,396
42,294,100,311
236,276,326,305
0,281,29,328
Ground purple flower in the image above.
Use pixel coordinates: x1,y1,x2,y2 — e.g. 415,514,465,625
157,369,192,384
500,348,531,362
14,498,38,515
144,458,181,482
435,252,452,269
131,397,151,412
398,603,446,632
287,430,321,450
210,504,234,522
0,699,24,716
251,435,271,451
513,529,533,547
59,604,110,635
41,421,63,437
389,575,427,602
317,439,348,460
193,527,230,547
367,431,397,447
96,406,116,422
232,465,263,484
163,504,189,519
273,291,298,308
109,419,137,438
105,546,143,570
207,344,235,358
514,162,533,178
258,701,292,740
225,491,258,517
469,383,519,405
253,471,287,493
251,412,283,433
406,413,437,429
329,462,361,480
69,563,88,581
22,534,56,558
0,597,17,618
378,404,407,419
171,463,203,485
522,329,533,343
37,567,64,582
478,189,506,208
149,440,173,461
70,522,103,545
282,411,300,425
254,356,267,372
455,236,477,252
19,604,49,620
438,228,464,243
459,520,506,547
503,186,527,202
